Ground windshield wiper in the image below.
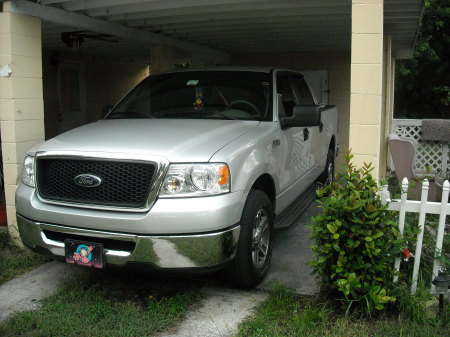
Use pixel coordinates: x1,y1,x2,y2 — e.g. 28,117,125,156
212,111,238,120
198,109,238,120
159,110,238,120
107,111,153,119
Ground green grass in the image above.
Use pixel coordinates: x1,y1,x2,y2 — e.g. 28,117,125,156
0,271,201,337
238,285,449,337
0,227,48,284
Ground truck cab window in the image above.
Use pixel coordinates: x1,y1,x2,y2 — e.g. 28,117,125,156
292,76,315,105
276,73,296,117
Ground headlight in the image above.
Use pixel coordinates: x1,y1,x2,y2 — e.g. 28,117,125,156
160,163,230,198
21,155,35,187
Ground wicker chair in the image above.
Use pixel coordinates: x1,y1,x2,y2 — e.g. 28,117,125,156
388,133,437,201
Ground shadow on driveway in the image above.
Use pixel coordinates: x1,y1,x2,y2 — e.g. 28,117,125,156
259,201,321,295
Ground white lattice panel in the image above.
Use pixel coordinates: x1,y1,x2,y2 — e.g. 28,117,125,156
392,120,449,173
416,141,443,171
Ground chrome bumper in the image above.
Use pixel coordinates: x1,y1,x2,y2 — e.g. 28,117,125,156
17,214,240,269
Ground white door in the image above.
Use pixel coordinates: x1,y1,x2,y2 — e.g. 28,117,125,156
290,74,322,174
57,62,87,134
276,72,313,196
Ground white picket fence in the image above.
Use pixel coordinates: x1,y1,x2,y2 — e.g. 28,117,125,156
380,178,450,295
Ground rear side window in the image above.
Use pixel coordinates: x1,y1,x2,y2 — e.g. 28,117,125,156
292,76,315,105
276,73,296,117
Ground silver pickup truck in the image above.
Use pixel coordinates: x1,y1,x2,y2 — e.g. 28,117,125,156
16,68,338,287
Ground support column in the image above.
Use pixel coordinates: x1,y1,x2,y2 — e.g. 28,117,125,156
380,35,394,178
150,44,177,74
0,4,44,243
349,0,384,178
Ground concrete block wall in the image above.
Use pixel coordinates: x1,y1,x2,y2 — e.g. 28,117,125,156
0,11,45,242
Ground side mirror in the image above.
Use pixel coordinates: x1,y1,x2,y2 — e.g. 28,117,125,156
281,105,321,128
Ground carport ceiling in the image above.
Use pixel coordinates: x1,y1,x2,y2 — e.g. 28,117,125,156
13,0,423,58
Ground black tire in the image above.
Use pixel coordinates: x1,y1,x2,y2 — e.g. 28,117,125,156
320,148,335,186
223,189,274,288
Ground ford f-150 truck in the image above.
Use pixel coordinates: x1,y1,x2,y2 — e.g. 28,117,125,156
16,68,338,287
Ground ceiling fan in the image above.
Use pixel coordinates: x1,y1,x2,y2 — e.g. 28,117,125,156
61,31,118,52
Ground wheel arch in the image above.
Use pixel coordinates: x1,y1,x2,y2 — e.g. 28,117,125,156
249,173,276,211
329,135,336,153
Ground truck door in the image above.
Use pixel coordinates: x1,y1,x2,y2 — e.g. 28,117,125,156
275,72,313,205
291,75,324,177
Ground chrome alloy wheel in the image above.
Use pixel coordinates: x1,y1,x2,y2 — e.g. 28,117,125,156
326,160,334,186
252,208,270,269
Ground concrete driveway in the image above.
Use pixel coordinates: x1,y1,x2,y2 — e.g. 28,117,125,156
259,201,320,294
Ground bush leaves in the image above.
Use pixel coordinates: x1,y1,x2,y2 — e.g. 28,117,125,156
309,152,404,313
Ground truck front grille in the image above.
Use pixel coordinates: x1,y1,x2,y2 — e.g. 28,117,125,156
36,158,156,208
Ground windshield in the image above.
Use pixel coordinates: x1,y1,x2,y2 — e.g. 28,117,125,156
106,71,272,121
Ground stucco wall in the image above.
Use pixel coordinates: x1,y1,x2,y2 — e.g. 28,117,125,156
232,51,351,168
42,51,149,139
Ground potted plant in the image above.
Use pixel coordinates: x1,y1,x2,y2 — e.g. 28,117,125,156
435,170,450,202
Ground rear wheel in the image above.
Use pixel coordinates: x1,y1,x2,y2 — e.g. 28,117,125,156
224,189,274,288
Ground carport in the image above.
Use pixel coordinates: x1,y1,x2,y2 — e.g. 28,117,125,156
0,0,423,240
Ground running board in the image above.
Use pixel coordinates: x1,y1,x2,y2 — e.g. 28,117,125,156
274,183,318,229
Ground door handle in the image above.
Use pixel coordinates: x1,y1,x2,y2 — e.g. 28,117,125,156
303,128,309,141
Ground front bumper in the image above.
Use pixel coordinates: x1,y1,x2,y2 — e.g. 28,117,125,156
18,214,240,269
16,184,245,235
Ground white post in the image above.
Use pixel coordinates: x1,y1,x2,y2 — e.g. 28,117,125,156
380,184,390,205
431,180,450,293
394,177,409,282
411,180,429,294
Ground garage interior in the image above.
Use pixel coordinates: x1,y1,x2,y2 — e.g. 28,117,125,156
0,0,424,239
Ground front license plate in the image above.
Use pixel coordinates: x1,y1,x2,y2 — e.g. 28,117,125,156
65,239,104,269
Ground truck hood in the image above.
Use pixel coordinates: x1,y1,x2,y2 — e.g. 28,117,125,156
35,119,260,162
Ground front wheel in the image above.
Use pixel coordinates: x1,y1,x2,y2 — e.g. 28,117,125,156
223,189,274,288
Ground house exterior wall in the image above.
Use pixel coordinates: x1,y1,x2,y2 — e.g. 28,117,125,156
0,10,44,242
231,51,351,168
42,52,149,139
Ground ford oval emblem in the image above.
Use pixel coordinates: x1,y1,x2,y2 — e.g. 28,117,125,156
74,174,102,188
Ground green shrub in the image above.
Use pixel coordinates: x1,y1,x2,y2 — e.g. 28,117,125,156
309,153,405,313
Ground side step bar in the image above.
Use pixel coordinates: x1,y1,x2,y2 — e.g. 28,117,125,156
274,183,318,229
